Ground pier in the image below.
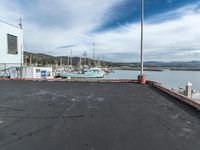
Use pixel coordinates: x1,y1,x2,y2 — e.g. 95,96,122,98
0,80,199,150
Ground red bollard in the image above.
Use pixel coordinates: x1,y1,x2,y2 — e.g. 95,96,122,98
137,74,147,84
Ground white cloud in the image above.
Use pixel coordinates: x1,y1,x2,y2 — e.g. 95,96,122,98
94,3,200,61
0,0,200,62
93,12,200,61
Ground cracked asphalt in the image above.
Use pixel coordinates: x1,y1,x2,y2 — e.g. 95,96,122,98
0,80,200,150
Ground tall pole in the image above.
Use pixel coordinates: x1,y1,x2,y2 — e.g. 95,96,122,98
93,42,95,67
19,18,23,78
30,55,32,66
60,57,63,67
140,0,144,75
70,49,72,66
67,56,69,65
20,45,23,78
84,51,87,66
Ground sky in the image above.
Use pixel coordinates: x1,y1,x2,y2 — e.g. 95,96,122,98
0,0,200,62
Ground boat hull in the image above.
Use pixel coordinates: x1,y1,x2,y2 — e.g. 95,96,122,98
60,71,104,78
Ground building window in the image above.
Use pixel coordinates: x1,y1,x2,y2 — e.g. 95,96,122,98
7,34,18,54
36,69,40,73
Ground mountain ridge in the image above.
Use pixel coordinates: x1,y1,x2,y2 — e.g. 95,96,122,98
24,51,200,68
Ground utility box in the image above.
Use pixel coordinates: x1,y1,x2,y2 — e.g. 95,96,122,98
22,66,53,79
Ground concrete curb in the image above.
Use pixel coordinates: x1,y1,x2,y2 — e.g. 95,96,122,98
0,78,138,83
149,81,200,111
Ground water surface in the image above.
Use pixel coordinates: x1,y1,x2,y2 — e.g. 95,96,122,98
105,70,200,92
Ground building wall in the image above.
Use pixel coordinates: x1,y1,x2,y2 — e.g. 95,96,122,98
32,67,53,79
0,21,23,67
21,67,53,79
22,66,33,78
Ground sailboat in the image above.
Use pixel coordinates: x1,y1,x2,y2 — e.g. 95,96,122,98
60,43,105,78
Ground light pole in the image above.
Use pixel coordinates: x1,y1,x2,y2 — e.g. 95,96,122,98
140,0,144,75
138,0,147,83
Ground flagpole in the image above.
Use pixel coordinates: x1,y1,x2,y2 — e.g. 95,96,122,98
140,0,144,75
138,0,147,84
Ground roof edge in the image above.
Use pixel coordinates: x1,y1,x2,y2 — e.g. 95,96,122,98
0,20,21,29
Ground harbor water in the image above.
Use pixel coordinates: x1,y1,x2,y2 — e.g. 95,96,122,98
105,70,200,92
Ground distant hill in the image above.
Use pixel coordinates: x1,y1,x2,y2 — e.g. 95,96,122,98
24,51,113,67
24,51,200,68
144,61,200,68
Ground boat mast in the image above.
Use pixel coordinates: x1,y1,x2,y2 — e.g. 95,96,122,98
84,51,87,66
93,42,96,67
70,49,72,66
60,57,63,67
79,57,82,67
67,56,69,65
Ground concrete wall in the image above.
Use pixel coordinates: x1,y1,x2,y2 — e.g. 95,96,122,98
22,67,33,78
0,21,23,67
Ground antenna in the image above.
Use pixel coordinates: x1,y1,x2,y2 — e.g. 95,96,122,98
19,17,22,29
83,51,87,66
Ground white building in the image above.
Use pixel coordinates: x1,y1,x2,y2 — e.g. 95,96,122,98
0,20,54,79
23,66,53,79
0,20,23,68
10,66,53,79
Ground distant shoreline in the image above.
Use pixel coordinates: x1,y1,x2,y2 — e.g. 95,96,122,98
113,67,163,72
113,67,200,72
170,68,200,71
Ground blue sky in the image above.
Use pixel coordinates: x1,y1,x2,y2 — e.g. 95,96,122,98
1,0,200,62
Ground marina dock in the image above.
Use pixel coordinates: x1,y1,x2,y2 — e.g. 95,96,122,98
0,80,199,150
